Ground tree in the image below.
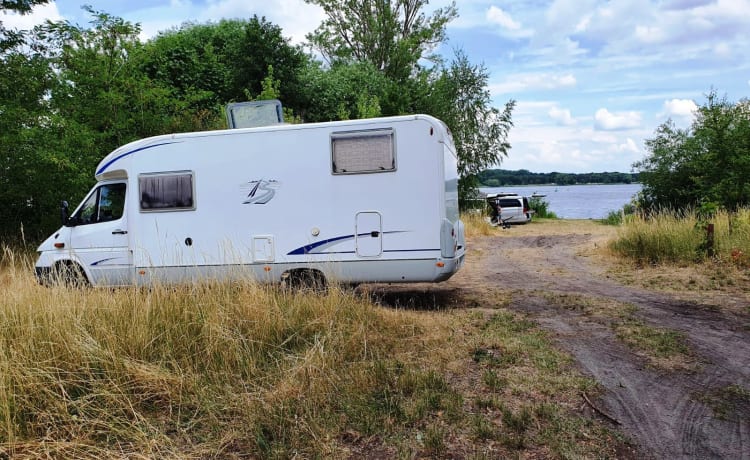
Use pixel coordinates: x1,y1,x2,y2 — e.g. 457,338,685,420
0,0,49,50
139,17,308,114
635,91,750,211
418,52,515,204
0,7,204,241
305,0,457,81
306,2,514,203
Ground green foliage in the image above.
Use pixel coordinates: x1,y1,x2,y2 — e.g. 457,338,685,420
0,7,207,241
635,91,750,211
417,51,515,206
610,208,750,266
305,0,457,81
601,202,637,226
139,17,309,113
300,61,389,121
0,0,49,51
478,169,638,186
528,196,557,219
0,3,516,241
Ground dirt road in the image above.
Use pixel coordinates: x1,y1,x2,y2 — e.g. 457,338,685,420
446,221,750,459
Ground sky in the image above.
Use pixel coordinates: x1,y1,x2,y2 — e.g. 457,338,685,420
3,0,750,173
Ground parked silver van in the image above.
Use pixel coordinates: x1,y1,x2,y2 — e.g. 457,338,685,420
487,193,533,225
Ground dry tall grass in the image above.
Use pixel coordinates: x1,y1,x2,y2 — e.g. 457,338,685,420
0,239,629,458
610,208,750,266
461,211,494,237
0,249,456,458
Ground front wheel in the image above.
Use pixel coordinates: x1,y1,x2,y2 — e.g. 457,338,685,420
51,261,89,288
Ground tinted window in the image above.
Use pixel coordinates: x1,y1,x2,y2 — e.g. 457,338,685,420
139,172,194,211
73,183,126,225
498,198,522,207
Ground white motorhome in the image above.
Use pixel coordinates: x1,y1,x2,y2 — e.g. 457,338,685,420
35,114,465,287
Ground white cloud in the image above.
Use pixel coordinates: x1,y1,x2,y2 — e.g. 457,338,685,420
490,73,576,95
485,5,533,38
196,0,325,44
486,6,521,30
594,108,642,130
616,138,640,153
575,13,592,32
548,107,575,126
0,3,62,30
660,98,698,118
635,25,665,43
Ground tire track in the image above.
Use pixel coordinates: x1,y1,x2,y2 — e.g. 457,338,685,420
461,230,750,459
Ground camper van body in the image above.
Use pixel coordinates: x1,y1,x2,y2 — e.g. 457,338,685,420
35,115,465,287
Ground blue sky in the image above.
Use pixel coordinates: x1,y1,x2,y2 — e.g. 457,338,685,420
5,0,750,173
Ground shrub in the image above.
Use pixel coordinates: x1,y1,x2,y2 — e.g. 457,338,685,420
610,208,750,266
528,196,557,219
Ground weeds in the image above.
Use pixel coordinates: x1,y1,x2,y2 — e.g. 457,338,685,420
0,247,629,458
610,208,750,266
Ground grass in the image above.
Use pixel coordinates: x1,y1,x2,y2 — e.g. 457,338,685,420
697,384,750,421
610,208,750,266
613,318,693,370
0,245,628,458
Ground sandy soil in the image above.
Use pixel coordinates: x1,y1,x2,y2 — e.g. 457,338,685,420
375,220,750,458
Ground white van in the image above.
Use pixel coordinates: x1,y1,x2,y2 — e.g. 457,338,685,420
35,115,465,287
487,193,532,225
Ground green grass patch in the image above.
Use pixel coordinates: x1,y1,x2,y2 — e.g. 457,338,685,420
613,317,693,370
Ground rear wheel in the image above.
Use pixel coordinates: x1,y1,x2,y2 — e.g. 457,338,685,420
282,269,327,292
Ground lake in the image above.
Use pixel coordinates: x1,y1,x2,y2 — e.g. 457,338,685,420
480,183,642,219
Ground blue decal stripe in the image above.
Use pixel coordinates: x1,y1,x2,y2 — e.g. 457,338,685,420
287,231,426,256
91,257,119,266
96,141,180,175
287,234,355,255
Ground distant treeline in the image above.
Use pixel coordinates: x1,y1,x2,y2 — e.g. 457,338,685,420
478,169,639,186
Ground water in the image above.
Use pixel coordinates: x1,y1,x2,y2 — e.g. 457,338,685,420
480,183,642,219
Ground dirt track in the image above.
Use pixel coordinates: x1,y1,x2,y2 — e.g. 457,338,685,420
446,222,750,459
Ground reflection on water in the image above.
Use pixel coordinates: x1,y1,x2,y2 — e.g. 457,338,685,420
480,183,642,219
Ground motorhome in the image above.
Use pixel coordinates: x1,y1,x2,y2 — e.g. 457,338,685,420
35,114,465,287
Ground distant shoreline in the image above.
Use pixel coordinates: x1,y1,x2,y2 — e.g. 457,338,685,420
479,182,641,187
478,169,639,187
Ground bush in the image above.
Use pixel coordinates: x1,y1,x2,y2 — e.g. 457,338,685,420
601,202,637,226
528,196,557,219
610,208,750,266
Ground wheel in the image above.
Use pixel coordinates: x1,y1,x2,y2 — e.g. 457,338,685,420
51,261,89,288
282,269,327,292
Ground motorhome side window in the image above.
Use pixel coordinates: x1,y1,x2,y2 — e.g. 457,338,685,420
139,172,195,211
74,183,126,225
331,129,395,174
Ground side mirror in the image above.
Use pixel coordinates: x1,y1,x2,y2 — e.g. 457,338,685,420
61,200,70,226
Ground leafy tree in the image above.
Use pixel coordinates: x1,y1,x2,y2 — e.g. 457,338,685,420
0,0,48,50
418,52,515,204
635,91,750,211
300,61,389,121
306,2,514,203
140,17,308,114
305,0,457,81
0,7,206,241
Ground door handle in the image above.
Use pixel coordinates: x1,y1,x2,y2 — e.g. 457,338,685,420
112,229,128,235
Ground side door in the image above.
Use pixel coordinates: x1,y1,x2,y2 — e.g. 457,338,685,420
355,211,382,257
68,182,133,285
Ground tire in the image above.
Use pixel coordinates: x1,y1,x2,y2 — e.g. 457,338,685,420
282,269,327,292
52,261,89,288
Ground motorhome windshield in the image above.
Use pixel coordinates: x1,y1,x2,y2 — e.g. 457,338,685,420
72,183,126,225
